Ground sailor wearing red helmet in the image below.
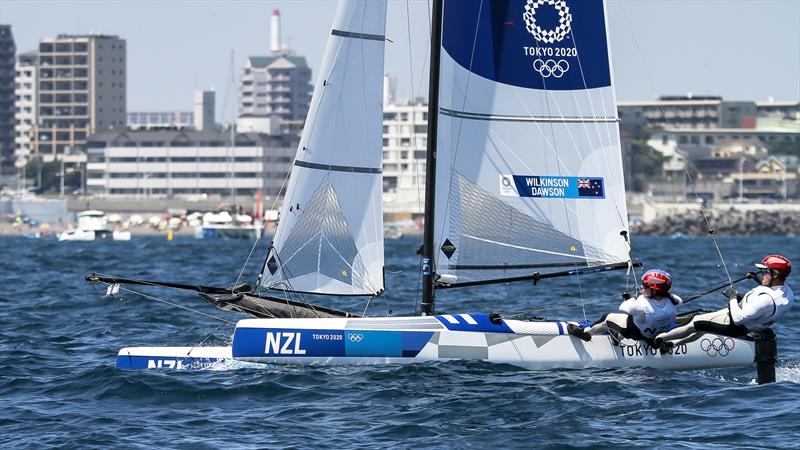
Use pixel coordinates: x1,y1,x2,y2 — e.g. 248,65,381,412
655,255,794,349
568,269,682,346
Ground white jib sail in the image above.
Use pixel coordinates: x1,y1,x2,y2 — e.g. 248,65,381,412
261,0,387,296
434,0,630,284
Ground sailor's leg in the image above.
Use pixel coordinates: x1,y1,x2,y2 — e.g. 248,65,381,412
586,313,628,336
656,309,730,346
666,332,705,348
567,314,607,342
602,313,636,346
584,313,610,335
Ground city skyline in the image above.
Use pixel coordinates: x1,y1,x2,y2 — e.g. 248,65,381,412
2,0,799,123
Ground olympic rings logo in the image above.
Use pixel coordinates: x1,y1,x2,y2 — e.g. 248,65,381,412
347,333,364,343
533,59,570,78
700,337,735,357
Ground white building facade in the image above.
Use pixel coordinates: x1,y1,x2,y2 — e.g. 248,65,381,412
381,100,428,216
85,129,297,198
239,55,312,122
14,51,36,165
127,111,193,130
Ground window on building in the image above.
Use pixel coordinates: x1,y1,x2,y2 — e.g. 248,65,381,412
383,176,398,190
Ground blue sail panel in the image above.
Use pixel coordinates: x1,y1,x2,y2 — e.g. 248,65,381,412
442,0,610,90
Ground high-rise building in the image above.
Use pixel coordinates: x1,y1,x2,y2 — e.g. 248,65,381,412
14,51,37,166
0,25,16,176
239,55,312,123
33,34,126,162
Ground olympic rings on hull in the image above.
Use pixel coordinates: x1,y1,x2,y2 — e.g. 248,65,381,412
700,337,735,357
533,58,570,78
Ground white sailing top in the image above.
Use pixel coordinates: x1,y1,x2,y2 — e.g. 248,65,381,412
619,294,682,338
729,284,794,331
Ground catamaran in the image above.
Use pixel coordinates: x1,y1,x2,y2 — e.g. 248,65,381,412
89,0,778,382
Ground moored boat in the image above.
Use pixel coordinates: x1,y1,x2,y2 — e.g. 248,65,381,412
59,210,131,241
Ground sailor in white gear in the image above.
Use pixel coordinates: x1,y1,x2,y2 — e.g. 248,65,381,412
655,255,794,349
568,269,681,346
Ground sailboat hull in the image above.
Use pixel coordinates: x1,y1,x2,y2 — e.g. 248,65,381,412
116,314,755,371
115,346,232,370
231,315,754,370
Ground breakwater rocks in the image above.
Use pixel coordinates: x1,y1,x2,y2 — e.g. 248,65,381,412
632,208,800,236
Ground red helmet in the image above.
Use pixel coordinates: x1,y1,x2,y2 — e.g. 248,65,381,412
756,255,791,279
642,269,672,294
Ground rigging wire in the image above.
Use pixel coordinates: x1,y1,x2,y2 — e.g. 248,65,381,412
103,283,233,324
618,3,734,288
186,322,232,357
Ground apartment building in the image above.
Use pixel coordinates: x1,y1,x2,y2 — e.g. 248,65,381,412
239,55,312,123
127,111,193,130
381,100,428,216
756,100,800,120
14,52,37,164
33,34,126,161
0,25,15,175
617,96,758,130
85,129,297,198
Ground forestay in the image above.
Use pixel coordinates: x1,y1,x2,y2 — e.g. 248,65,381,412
434,0,630,284
261,0,387,296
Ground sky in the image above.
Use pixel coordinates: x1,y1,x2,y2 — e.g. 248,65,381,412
2,0,799,123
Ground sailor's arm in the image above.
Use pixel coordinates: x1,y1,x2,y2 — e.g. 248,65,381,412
617,298,637,315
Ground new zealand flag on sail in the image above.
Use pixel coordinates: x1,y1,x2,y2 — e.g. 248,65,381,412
442,0,611,90
501,175,605,199
577,178,604,197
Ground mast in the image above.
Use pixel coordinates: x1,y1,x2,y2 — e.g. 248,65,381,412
421,0,444,316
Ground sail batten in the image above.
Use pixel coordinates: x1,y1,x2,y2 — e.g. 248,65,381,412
440,107,618,123
261,0,387,296
433,0,629,285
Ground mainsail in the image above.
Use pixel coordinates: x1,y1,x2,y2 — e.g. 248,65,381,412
433,0,630,285
261,0,387,296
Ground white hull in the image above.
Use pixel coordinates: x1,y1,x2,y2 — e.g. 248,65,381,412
118,314,755,371
58,229,131,241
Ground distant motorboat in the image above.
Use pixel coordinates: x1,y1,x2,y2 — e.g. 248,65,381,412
193,211,259,240
58,210,132,241
384,228,404,240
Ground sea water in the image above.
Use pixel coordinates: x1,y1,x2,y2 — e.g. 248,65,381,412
1,235,798,448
